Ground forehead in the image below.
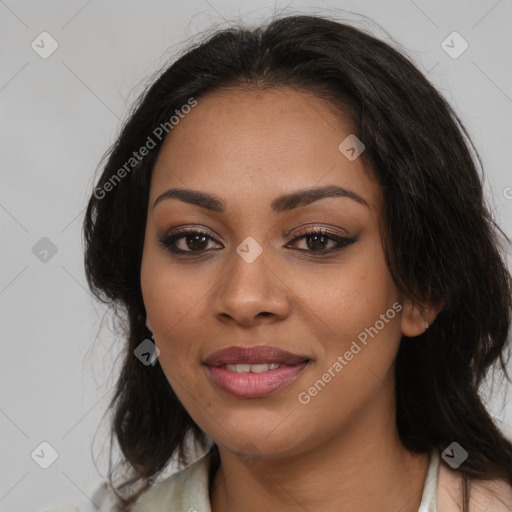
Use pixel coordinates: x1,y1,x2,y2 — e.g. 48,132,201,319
150,86,379,211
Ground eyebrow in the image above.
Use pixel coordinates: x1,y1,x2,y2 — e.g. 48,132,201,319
153,185,370,213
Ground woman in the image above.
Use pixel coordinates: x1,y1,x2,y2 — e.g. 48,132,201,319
83,13,512,512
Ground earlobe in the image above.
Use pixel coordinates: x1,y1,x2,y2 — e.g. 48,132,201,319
146,318,153,333
400,297,443,337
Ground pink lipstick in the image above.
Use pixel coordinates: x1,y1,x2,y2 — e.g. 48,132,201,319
203,345,310,399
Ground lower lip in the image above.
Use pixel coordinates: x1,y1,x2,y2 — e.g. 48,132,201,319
205,363,309,398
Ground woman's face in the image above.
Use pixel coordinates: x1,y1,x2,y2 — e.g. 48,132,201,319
140,86,421,459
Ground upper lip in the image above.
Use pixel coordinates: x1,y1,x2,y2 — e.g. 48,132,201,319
203,345,310,367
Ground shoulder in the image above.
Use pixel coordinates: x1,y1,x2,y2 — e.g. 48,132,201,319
132,452,212,512
437,459,512,511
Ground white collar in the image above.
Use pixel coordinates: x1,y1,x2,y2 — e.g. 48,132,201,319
133,449,440,512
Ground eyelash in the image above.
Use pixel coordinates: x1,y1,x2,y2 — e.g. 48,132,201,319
158,227,356,256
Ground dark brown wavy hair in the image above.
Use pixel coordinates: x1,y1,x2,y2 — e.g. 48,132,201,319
83,13,512,511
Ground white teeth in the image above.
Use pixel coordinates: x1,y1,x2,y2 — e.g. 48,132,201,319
250,363,269,373
225,363,281,373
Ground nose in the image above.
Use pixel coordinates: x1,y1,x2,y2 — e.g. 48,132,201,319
212,244,292,327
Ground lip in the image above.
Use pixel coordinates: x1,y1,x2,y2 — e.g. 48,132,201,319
203,345,310,367
203,345,311,399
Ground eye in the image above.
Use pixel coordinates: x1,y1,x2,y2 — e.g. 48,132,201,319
286,227,356,253
158,228,223,254
158,226,356,256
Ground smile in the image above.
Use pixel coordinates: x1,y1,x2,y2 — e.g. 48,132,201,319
203,345,311,398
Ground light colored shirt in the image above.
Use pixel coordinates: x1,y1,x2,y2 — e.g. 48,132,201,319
135,448,507,512
41,448,512,511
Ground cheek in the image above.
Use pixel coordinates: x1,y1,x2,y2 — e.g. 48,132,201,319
292,238,402,400
140,248,200,372
142,277,202,369
143,275,195,333
141,236,207,333
293,310,402,445
291,236,399,347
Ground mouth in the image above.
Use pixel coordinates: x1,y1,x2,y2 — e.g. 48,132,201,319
223,362,292,373
203,345,311,398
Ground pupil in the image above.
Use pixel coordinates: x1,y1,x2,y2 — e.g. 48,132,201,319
188,234,208,250
308,234,327,250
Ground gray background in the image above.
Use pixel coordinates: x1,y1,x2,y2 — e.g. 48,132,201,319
1,1,511,511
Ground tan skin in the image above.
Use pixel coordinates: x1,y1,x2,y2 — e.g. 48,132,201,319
140,86,441,512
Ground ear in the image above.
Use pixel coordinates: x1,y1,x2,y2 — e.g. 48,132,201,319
400,296,443,337
146,317,153,333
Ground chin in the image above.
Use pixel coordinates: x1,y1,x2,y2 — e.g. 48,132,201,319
212,423,307,459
